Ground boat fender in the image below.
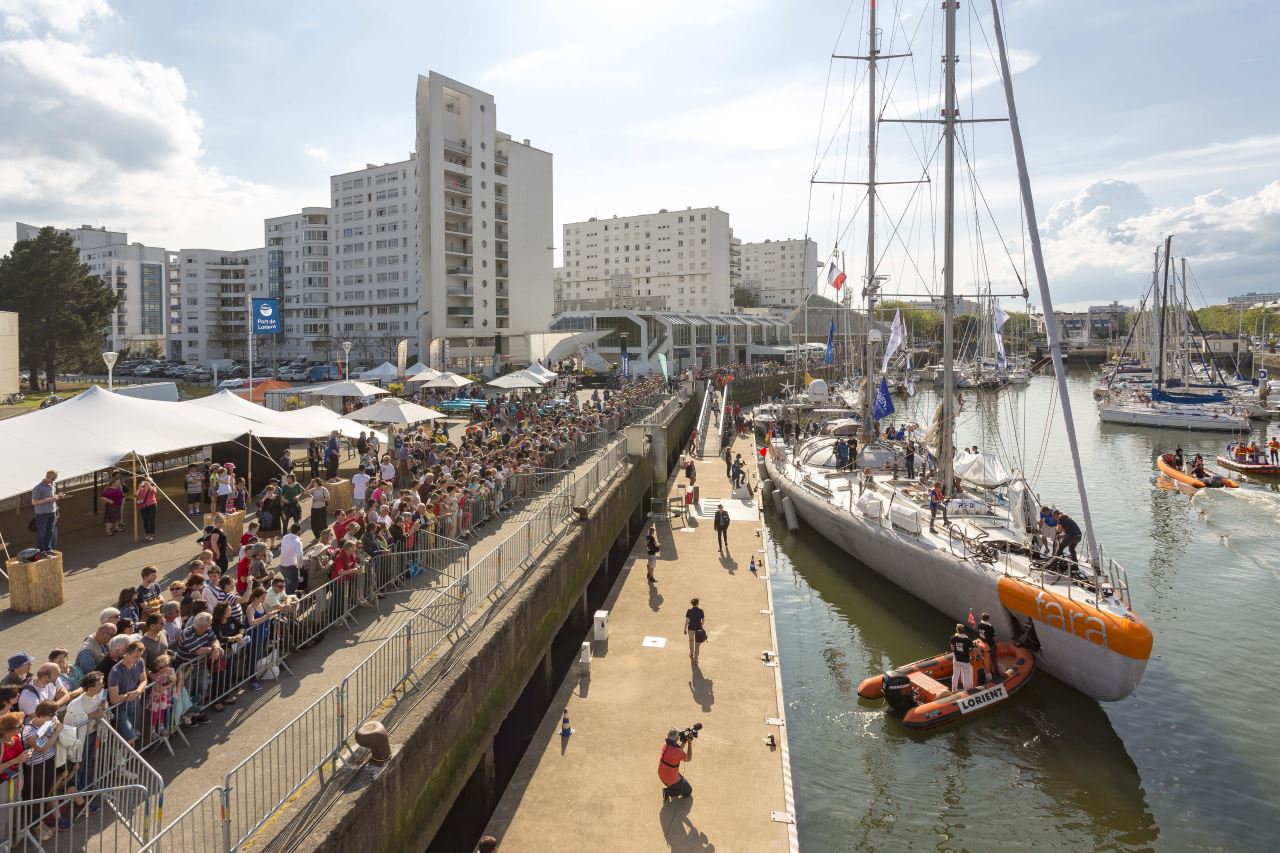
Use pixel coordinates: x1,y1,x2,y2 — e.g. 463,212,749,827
762,481,775,505
883,671,915,713
782,496,799,531
771,489,785,515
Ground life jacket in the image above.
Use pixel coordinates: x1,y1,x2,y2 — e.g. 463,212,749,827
658,742,684,786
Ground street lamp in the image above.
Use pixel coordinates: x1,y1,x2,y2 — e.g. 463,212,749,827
467,336,475,377
102,351,118,390
341,341,352,379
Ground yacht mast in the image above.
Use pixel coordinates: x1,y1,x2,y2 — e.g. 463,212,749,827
1157,235,1172,389
989,0,1100,565
862,0,880,437
940,0,959,493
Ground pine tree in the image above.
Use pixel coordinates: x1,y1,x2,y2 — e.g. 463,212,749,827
0,227,119,391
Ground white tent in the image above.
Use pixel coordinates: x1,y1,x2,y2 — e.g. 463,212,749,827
421,372,474,389
276,405,385,443
183,390,312,439
525,362,558,382
405,367,443,383
343,397,445,425
487,371,546,390
0,386,268,501
300,379,390,398
405,361,429,375
357,362,398,381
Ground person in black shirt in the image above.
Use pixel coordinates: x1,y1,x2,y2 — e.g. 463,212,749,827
685,599,706,663
1052,510,1082,564
949,623,974,692
713,505,730,556
645,525,660,583
975,612,1000,683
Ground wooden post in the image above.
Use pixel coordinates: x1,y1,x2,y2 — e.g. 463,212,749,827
248,431,254,507
131,453,139,543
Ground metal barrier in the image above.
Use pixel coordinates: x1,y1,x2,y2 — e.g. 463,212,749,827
0,784,155,852
139,393,682,851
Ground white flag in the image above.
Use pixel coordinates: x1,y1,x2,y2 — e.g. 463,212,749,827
881,309,905,374
993,304,1010,367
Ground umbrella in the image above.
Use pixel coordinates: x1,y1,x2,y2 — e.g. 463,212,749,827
300,379,390,398
487,371,546,390
421,372,475,389
342,397,446,425
405,367,443,383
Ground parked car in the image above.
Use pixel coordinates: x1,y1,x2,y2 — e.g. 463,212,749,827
305,364,341,383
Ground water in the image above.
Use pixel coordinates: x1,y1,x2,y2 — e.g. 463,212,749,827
767,368,1280,851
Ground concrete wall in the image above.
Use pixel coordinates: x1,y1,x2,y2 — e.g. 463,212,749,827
0,311,16,396
303,396,698,852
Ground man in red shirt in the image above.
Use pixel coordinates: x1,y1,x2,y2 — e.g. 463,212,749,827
658,729,693,802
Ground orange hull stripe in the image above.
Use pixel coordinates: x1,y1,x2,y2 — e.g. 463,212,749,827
998,577,1153,660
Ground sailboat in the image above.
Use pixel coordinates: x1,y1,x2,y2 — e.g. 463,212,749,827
764,0,1151,702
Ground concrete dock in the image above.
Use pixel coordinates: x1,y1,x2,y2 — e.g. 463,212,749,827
484,431,796,852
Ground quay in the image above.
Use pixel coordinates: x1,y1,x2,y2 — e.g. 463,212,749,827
483,427,796,852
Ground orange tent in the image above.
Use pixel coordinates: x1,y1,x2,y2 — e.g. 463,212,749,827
234,379,292,403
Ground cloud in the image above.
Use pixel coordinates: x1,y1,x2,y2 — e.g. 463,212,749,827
0,2,289,255
304,145,331,163
481,46,583,87
1042,178,1280,305
0,0,111,35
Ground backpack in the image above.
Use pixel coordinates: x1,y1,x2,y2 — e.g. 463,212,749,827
259,508,275,530
685,462,695,479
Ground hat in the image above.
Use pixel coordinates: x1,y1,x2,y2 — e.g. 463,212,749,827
667,728,680,741
7,652,34,672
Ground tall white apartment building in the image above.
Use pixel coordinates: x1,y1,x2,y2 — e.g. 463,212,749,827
560,206,735,314
265,207,333,362
15,222,169,354
330,157,420,364
739,238,818,309
416,72,553,369
174,247,265,365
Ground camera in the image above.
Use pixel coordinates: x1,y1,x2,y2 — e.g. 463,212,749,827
676,723,703,744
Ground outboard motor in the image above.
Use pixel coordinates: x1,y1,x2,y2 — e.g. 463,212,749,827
882,670,915,713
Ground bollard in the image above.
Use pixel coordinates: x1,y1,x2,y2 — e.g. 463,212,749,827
560,708,574,738
355,721,393,763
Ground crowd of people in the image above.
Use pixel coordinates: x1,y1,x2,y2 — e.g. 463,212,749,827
6,373,671,837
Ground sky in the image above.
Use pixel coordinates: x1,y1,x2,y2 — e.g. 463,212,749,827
0,0,1277,310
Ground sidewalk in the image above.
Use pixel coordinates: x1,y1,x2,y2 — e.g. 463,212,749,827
484,431,794,852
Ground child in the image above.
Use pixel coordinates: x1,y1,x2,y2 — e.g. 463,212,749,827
233,477,248,512
242,520,260,548
148,655,176,734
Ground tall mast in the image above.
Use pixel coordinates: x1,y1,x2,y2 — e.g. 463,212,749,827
862,0,879,436
939,0,958,494
1157,235,1172,389
989,0,1100,566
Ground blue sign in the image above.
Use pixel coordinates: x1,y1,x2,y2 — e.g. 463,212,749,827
252,298,281,334
872,376,896,422
622,351,631,377
824,319,835,365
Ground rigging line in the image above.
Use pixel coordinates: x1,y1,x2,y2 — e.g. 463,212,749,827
873,135,944,293
809,0,863,182
956,127,1026,292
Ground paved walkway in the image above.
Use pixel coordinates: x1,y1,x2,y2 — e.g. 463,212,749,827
484,432,795,852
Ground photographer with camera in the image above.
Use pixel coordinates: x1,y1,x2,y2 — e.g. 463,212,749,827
658,723,701,802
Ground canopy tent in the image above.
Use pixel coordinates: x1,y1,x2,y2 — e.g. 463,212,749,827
183,390,311,439
275,405,385,443
524,362,558,382
342,397,445,425
357,362,398,381
0,386,277,501
300,379,390,398
953,450,1013,488
405,367,443,383
233,379,292,404
487,371,546,390
420,372,474,389
405,361,429,375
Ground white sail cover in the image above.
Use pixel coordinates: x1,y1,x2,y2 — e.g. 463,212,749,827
953,450,1012,488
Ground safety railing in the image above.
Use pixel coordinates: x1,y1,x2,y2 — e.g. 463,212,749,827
693,384,715,458
1,784,155,852
138,392,681,852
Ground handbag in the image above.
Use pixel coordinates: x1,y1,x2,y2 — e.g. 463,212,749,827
695,628,708,644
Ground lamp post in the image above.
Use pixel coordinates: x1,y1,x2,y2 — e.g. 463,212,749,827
467,336,476,378
342,341,352,379
102,351,118,390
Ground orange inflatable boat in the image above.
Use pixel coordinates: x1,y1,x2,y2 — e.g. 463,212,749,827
857,641,1035,728
1156,454,1237,488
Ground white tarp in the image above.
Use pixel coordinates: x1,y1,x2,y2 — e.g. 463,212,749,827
954,450,1012,488
183,390,311,439
275,405,385,443
528,330,608,364
405,361,429,375
341,397,445,425
421,372,474,389
0,386,263,501
300,379,390,398
357,362,398,381
524,362,558,381
487,371,545,390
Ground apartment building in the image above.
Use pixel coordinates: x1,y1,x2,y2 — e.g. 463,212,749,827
416,72,554,369
174,247,265,365
330,158,419,364
265,207,334,362
739,237,817,309
559,206,735,314
15,222,169,354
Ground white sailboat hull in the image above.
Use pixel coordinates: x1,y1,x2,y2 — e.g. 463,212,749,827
765,456,1148,702
1098,403,1248,432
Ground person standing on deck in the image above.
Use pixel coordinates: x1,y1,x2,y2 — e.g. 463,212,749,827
904,441,916,480
929,482,948,533
976,612,1000,683
1052,510,1082,565
1270,436,1279,464
949,623,975,692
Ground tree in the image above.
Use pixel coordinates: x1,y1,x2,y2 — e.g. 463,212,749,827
0,227,118,391
733,286,759,309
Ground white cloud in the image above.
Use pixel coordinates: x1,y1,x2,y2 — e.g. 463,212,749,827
481,47,583,87
0,3,289,255
304,145,331,163
0,0,111,35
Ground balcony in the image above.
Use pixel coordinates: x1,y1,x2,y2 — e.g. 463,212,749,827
494,190,508,202
494,211,508,223
444,155,469,172
444,221,472,235
446,200,471,214
495,151,508,164
494,250,508,260
495,229,509,241
444,179,471,196
446,284,473,296
444,138,470,153
496,284,509,297
445,243,471,256
447,265,474,276
446,307,474,317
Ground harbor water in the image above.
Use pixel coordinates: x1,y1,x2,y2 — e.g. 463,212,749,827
765,367,1279,851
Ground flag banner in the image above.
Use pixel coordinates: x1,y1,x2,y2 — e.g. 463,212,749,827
657,353,669,380
396,339,408,378
622,351,631,377
251,298,281,335
827,258,846,292
993,304,1010,367
881,309,905,373
825,319,835,365
872,376,896,421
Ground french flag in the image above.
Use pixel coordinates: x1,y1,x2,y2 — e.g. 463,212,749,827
827,258,846,292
